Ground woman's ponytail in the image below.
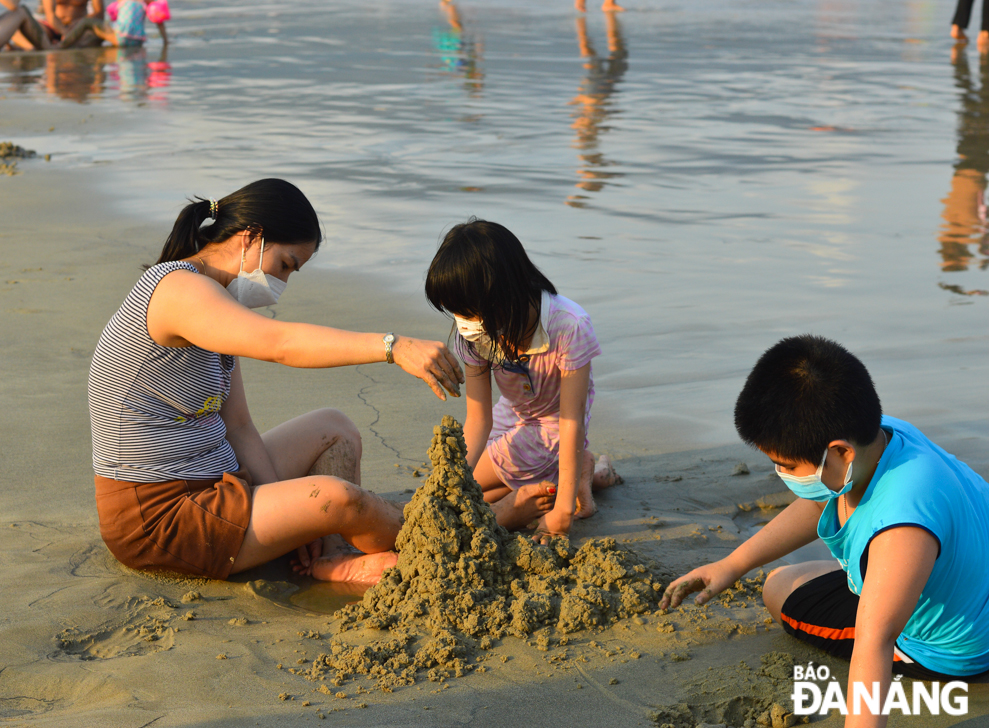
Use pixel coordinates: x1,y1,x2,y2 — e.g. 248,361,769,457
155,198,215,264
150,179,322,268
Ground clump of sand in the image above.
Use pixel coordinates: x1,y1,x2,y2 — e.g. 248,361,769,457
305,416,665,688
0,142,37,176
0,142,35,159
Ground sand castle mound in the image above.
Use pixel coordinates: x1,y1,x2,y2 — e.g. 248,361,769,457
306,416,665,688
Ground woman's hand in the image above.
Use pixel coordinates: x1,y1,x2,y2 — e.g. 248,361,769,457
533,506,573,544
291,538,323,576
659,558,742,610
391,335,464,401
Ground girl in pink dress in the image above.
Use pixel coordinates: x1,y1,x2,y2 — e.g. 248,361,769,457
425,219,618,539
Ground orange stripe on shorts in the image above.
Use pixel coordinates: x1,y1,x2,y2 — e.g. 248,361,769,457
780,612,856,641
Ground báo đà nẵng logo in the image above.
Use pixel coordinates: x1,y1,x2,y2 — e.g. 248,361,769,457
791,662,968,717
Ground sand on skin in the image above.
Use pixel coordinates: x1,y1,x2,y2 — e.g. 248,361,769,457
2,145,989,727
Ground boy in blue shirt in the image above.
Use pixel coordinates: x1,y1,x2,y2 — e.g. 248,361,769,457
661,335,989,726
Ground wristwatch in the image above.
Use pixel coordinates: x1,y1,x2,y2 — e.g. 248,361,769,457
383,333,396,364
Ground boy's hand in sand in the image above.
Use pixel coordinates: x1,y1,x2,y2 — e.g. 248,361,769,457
660,558,740,609
391,335,464,401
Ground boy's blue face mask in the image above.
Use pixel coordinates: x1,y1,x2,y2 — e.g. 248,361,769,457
775,449,853,502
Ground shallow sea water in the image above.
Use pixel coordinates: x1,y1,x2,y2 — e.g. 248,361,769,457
3,0,987,452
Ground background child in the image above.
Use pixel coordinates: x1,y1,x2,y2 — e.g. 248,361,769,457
59,0,167,48
425,219,618,538
662,335,989,725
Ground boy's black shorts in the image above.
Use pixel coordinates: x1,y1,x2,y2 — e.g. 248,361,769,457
780,568,987,682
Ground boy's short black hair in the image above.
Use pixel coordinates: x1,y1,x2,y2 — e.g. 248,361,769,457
734,335,882,463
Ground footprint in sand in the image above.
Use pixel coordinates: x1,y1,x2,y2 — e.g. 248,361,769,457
54,599,177,660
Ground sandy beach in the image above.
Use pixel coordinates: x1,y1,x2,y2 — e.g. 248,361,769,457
5,0,989,724
2,157,988,727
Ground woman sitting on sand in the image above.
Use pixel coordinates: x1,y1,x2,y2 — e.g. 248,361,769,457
88,178,464,583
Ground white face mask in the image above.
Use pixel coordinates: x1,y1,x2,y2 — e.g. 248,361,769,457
454,315,486,342
226,238,287,309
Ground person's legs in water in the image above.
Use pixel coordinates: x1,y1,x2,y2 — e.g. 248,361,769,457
953,0,975,41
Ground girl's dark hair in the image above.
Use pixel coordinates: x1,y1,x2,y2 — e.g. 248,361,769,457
155,178,321,265
425,218,556,368
734,335,883,464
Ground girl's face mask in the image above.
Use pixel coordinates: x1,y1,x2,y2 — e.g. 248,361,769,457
226,238,287,309
775,449,853,503
454,315,486,342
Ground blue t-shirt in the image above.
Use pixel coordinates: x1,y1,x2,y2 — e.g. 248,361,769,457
817,416,989,676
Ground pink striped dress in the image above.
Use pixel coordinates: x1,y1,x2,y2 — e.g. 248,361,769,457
461,292,602,489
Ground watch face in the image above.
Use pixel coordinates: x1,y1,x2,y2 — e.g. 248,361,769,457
384,334,395,344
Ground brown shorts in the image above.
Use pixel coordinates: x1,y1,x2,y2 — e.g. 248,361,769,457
94,470,253,580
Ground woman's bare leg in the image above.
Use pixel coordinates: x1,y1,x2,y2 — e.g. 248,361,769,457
231,474,403,575
473,450,556,530
231,408,401,582
261,407,362,484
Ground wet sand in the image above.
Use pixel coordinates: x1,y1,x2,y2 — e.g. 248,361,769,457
2,164,989,726
4,0,989,723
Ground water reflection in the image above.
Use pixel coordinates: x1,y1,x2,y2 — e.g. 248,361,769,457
288,580,368,615
939,51,989,294
432,0,483,97
566,13,627,209
0,45,170,103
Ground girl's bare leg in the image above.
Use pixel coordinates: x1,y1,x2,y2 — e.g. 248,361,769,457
952,24,968,41
592,452,620,489
575,450,597,519
575,451,620,519
474,450,556,530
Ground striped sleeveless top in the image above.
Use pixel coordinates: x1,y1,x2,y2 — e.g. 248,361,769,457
88,261,240,483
